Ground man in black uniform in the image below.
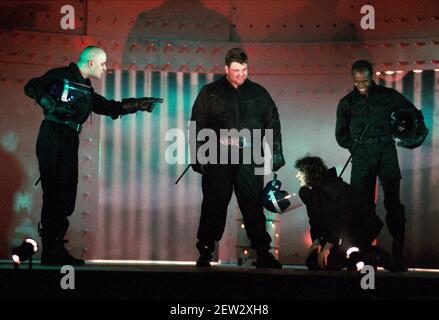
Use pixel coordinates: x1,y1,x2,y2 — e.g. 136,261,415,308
335,60,420,271
24,46,161,265
190,48,285,268
295,156,388,271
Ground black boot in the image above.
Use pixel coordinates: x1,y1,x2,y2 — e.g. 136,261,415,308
368,246,392,271
256,250,282,269
391,241,408,272
196,241,214,267
41,238,85,266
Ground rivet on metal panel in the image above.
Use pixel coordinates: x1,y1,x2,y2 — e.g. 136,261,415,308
211,64,222,73
196,21,205,29
145,19,154,27
129,43,138,52
146,42,157,52
162,62,172,71
162,20,170,28
211,22,221,30
196,45,206,54
195,64,205,73
179,44,190,53
145,62,155,71
164,42,173,52
178,64,189,73
211,46,222,55
381,62,393,67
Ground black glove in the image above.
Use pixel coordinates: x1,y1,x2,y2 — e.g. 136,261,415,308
191,163,205,174
38,95,75,118
121,97,163,114
272,152,285,172
272,142,285,172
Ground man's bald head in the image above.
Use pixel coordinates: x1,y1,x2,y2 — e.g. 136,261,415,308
77,46,107,79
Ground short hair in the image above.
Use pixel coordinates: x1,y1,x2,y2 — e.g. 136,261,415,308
351,60,373,76
294,155,328,187
225,48,248,66
79,46,106,62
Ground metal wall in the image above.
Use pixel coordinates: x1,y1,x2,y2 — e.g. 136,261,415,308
0,0,438,267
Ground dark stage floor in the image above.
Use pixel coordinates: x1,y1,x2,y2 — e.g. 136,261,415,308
1,260,439,301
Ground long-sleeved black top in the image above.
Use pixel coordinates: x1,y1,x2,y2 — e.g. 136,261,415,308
335,81,419,150
299,168,383,248
24,62,123,124
190,76,283,158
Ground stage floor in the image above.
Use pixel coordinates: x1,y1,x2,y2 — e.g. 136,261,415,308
1,260,439,300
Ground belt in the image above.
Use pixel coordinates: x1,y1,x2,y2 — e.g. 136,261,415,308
44,114,82,133
219,136,252,148
361,136,393,144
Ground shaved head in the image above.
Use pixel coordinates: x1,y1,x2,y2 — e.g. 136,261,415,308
77,46,107,79
78,46,106,64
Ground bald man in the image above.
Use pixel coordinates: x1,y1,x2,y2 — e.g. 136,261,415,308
24,46,162,265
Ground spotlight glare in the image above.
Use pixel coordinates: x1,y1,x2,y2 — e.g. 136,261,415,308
25,238,38,252
12,255,21,264
346,247,360,259
11,237,38,268
356,261,365,271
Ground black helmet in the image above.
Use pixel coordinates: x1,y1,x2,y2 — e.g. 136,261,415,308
262,174,302,214
49,79,93,103
390,107,429,149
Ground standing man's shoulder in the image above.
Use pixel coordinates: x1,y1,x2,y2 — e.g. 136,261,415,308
200,76,226,94
337,89,357,108
47,63,74,78
245,79,270,95
374,84,400,96
374,84,413,106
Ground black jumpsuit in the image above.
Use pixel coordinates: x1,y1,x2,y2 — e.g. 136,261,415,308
299,168,384,270
190,76,283,253
335,81,419,257
24,62,124,243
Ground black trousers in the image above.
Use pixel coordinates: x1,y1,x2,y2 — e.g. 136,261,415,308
350,139,406,243
36,120,79,238
197,164,272,251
